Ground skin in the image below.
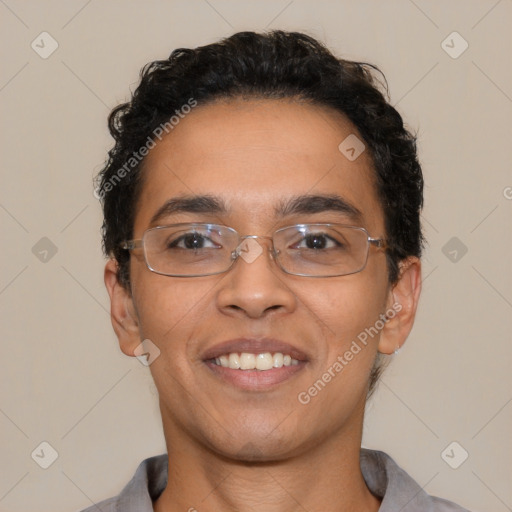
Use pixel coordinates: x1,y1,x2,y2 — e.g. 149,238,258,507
104,98,422,512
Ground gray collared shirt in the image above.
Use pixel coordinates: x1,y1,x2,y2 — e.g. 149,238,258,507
80,449,470,511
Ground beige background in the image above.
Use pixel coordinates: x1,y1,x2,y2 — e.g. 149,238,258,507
1,1,511,511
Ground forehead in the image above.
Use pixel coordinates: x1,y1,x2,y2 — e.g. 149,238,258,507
134,98,383,234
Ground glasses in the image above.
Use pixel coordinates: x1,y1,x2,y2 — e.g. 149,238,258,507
120,223,387,278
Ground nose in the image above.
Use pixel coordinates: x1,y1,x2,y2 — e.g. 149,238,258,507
215,236,297,319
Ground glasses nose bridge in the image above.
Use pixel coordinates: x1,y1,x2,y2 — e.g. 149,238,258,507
234,233,279,261
240,234,274,242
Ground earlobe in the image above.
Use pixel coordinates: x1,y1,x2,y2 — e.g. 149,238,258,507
104,259,141,356
378,257,422,355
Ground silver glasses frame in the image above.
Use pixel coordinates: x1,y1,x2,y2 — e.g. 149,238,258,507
120,222,388,278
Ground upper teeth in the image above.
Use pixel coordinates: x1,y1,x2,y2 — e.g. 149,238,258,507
214,352,300,371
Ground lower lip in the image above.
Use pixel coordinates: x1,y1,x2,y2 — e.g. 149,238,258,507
204,360,306,391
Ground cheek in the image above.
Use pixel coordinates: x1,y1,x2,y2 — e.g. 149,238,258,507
132,278,207,402
300,267,389,392
289,274,388,436
131,271,213,358
308,270,388,343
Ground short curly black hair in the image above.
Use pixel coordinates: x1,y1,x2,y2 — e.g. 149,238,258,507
96,30,424,396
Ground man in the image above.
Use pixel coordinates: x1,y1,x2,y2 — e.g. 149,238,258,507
87,30,469,511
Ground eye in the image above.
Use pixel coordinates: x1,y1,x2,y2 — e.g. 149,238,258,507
168,231,220,250
294,233,342,250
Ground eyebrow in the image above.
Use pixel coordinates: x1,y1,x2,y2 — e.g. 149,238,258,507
149,193,363,226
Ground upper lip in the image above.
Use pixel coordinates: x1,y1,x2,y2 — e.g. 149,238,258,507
202,337,309,362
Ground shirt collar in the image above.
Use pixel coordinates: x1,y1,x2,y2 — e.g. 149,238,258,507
111,449,450,511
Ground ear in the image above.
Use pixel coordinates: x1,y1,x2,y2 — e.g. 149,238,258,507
104,259,141,357
378,256,422,355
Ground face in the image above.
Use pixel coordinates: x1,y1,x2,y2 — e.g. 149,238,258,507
106,98,420,461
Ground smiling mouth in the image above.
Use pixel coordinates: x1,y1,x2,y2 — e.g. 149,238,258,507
205,352,306,391
202,338,308,390
212,352,300,371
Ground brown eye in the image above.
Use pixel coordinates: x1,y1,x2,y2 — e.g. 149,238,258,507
293,233,341,250
168,232,219,250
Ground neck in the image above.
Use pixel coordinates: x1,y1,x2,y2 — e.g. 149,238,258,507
153,409,381,512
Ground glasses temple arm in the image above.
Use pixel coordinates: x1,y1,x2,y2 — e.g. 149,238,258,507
368,238,388,250
120,239,143,250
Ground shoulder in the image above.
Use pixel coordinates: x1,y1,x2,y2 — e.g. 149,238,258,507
80,496,117,512
360,448,472,512
77,454,168,512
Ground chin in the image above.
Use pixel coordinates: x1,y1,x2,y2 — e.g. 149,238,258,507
206,420,315,464
218,437,296,463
